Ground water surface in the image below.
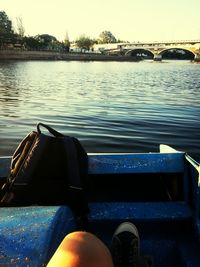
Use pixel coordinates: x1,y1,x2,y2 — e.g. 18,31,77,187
0,60,199,160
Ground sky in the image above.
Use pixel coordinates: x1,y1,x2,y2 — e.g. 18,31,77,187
1,0,200,42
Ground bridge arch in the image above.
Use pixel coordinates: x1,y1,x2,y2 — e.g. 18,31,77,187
125,48,154,59
158,47,195,60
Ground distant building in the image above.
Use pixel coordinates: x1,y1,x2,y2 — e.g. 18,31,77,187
93,43,123,53
69,42,125,54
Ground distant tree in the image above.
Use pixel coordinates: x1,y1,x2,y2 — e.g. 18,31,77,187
23,36,41,50
98,31,117,44
0,11,13,34
35,34,58,50
16,16,25,37
63,31,70,52
24,34,64,51
0,11,15,47
116,39,129,43
76,35,94,51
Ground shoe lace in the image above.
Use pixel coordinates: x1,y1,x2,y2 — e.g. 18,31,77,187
111,237,123,267
112,245,122,266
128,239,139,267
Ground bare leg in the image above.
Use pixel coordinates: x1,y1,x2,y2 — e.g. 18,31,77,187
47,231,114,267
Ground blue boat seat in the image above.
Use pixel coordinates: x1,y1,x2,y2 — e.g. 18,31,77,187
89,202,192,221
0,206,76,266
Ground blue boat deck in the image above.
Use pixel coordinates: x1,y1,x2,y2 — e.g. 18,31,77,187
0,150,200,266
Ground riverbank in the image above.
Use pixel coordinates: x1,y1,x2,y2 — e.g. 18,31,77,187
0,50,140,62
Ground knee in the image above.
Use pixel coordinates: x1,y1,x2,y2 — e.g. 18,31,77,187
48,231,114,267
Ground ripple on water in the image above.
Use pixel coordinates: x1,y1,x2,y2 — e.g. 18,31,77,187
0,60,200,160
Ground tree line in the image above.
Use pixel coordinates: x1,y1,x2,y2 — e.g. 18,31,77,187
0,10,128,52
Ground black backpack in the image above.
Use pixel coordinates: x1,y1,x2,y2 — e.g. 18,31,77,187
0,123,89,226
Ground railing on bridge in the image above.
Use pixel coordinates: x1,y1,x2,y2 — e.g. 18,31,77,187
121,40,200,46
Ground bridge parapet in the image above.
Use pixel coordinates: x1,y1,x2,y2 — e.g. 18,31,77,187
123,44,200,52
120,40,200,47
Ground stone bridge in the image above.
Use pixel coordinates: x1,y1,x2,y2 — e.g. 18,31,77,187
103,40,200,61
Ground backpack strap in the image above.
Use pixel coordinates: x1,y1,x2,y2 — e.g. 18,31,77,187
37,123,63,138
63,136,89,230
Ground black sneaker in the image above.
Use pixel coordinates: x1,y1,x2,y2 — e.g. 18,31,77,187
111,222,140,267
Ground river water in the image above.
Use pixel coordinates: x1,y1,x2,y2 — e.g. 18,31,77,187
0,60,200,160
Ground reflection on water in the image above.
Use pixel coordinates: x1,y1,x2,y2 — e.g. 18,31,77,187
0,60,200,160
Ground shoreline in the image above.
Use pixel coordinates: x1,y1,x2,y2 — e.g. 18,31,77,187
0,50,140,62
